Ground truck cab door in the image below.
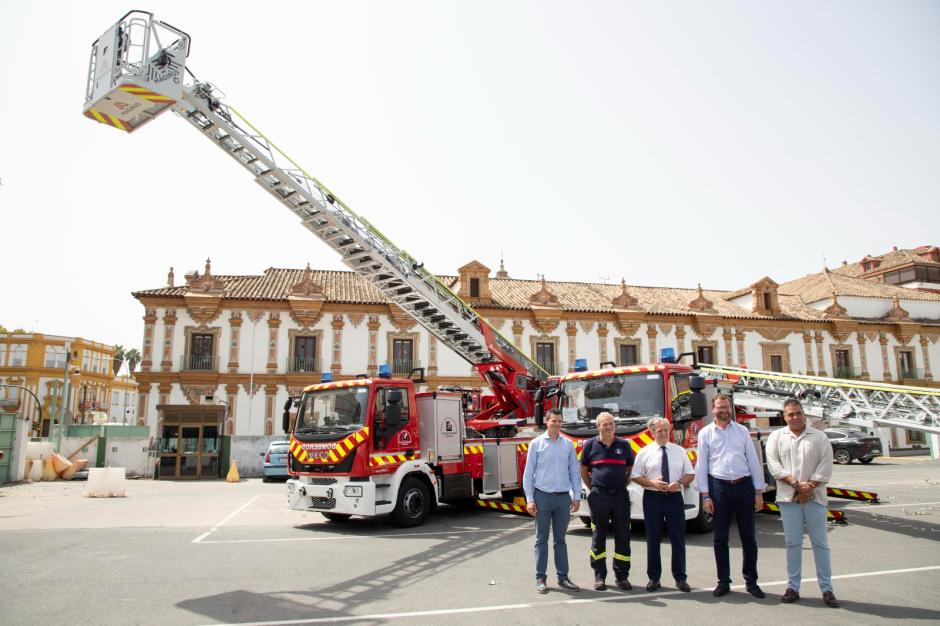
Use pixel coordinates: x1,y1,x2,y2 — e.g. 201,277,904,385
373,385,417,456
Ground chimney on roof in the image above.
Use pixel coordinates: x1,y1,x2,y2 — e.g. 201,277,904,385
842,261,847,266
167,267,175,287
893,246,898,251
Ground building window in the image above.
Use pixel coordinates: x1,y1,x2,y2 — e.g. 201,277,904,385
187,333,216,371
907,429,926,445
761,342,791,373
0,344,7,366
470,277,480,298
291,336,318,373
44,346,67,369
696,345,714,364
392,338,414,375
8,344,27,367
833,348,855,379
897,349,919,379
619,343,638,366
536,341,556,375
770,355,783,372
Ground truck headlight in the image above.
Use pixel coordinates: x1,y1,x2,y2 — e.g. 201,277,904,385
344,485,363,498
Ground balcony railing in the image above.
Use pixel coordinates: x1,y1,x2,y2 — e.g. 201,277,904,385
180,354,219,372
79,401,110,412
287,356,320,374
391,359,423,375
899,368,925,381
833,366,862,380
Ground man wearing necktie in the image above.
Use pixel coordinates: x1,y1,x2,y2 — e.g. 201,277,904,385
631,417,695,592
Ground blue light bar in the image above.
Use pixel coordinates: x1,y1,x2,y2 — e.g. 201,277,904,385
574,358,588,372
321,372,334,383
659,347,676,364
378,364,392,378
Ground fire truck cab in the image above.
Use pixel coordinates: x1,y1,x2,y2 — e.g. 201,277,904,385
556,352,714,532
286,368,532,526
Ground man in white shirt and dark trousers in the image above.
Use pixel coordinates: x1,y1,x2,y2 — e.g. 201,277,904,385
523,408,582,594
631,417,695,592
766,398,840,608
696,393,767,599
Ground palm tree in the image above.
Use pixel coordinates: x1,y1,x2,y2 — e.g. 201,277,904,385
112,345,125,376
125,348,142,374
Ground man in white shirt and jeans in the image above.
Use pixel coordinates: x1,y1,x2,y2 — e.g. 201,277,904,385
766,398,840,608
631,417,695,592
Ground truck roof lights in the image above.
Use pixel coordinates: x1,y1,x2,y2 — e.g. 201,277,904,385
378,364,392,379
574,358,588,372
321,372,334,383
659,347,676,364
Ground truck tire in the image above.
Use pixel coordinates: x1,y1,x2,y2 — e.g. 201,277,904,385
322,513,351,523
686,494,714,534
391,477,431,527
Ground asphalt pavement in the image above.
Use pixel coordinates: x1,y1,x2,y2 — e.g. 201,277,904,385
1,457,939,625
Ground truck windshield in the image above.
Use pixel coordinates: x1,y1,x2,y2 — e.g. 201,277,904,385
295,387,369,435
559,372,665,436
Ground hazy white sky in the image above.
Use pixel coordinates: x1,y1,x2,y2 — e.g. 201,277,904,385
2,1,938,352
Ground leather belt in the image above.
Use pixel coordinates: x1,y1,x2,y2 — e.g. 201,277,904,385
710,475,750,485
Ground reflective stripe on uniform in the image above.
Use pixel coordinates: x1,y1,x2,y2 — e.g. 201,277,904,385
590,551,607,560
613,552,630,562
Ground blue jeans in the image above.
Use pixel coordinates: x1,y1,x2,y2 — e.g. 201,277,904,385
534,489,572,580
778,501,833,593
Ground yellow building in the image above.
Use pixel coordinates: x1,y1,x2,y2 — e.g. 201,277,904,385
0,333,139,435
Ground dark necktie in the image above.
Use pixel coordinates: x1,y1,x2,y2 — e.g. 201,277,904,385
661,446,670,483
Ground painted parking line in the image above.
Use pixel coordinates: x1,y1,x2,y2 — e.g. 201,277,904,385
192,495,261,543
195,564,940,626
195,527,516,544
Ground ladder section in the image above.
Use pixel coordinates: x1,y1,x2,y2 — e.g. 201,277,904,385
173,83,542,377
698,363,940,435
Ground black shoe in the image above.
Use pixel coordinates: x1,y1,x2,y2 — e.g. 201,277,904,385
617,578,632,591
822,591,840,608
646,580,661,592
594,575,606,591
713,584,731,597
781,588,800,603
558,577,581,592
535,578,548,594
746,583,766,599
676,580,691,593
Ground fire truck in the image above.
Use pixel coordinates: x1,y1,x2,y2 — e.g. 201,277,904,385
82,11,939,527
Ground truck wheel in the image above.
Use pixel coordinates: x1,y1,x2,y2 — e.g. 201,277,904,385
686,494,714,534
834,448,852,465
391,477,431,527
322,513,351,523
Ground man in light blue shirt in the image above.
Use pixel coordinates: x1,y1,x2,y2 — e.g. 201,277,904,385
696,393,767,599
523,408,582,594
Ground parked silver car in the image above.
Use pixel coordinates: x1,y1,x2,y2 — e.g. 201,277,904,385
262,440,290,481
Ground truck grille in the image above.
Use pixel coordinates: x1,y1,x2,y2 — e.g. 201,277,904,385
308,477,337,485
310,497,336,509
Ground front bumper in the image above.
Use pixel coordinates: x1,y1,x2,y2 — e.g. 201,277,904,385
287,477,377,516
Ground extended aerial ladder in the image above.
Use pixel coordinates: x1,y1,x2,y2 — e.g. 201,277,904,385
83,11,546,431
698,363,940,436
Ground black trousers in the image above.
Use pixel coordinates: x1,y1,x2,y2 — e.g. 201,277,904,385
642,490,687,583
588,487,631,580
709,476,758,585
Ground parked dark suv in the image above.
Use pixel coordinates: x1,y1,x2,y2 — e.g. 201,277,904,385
825,429,883,464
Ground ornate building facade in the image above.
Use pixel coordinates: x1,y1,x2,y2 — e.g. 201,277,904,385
133,252,940,460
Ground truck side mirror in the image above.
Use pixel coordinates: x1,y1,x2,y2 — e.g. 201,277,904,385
282,397,294,434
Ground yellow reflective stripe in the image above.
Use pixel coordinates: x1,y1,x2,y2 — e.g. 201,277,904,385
354,432,364,443
590,523,596,531
613,553,630,562
638,432,654,446
590,551,607,560
327,450,338,462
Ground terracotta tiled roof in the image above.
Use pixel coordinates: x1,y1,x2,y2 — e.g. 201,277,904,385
832,248,939,278
778,269,940,303
135,267,837,320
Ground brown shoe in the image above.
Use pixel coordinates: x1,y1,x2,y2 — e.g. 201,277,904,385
822,591,840,608
781,588,800,603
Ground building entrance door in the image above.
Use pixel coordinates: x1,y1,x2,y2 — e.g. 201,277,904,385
157,405,223,479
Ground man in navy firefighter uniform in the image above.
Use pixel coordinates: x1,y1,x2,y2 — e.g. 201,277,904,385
580,411,635,591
